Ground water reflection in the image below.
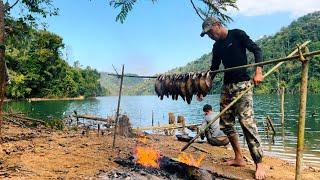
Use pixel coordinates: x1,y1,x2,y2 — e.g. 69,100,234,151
4,94,320,167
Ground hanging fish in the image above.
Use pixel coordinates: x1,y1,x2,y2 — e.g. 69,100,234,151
198,70,214,97
154,70,216,103
206,71,216,90
192,72,202,97
169,74,176,100
173,74,182,100
185,72,194,104
163,75,171,98
178,74,187,101
155,75,165,100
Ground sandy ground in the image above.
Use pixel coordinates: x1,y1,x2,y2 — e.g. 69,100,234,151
0,122,319,180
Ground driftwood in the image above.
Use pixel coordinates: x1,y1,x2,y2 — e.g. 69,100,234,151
134,123,202,131
72,114,114,123
10,114,46,124
3,116,26,128
4,114,46,124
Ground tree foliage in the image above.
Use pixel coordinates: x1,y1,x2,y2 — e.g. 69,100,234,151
5,18,105,99
255,11,320,94
108,0,237,23
4,0,58,25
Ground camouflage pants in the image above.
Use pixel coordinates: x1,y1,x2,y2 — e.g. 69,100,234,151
219,81,263,163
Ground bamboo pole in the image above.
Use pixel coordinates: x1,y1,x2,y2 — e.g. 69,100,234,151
0,1,5,135
74,111,79,126
295,47,310,180
281,87,285,125
152,110,154,126
266,116,276,136
265,118,270,138
181,41,311,152
112,65,125,148
106,44,320,79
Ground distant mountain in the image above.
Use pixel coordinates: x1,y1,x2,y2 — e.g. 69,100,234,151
100,72,145,95
100,11,320,95
254,11,320,93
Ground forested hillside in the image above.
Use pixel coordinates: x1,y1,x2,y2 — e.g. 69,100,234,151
100,72,145,96
255,11,320,94
101,11,320,95
5,18,105,99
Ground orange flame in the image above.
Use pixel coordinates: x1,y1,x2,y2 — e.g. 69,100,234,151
177,152,206,167
137,136,147,144
135,146,160,168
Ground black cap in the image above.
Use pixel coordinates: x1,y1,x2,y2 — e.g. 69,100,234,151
200,17,219,37
203,104,212,112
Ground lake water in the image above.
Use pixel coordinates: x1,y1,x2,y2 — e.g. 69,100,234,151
4,94,320,168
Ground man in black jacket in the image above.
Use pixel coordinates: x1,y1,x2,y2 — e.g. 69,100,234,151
198,17,265,180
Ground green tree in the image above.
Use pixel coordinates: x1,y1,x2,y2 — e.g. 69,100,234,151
5,22,105,99
109,0,238,23
0,0,58,133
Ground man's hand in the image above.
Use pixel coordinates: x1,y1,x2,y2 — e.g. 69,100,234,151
253,67,264,85
200,133,205,140
197,94,204,101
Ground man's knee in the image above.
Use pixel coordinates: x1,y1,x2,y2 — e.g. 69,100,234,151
208,136,229,146
220,126,236,136
240,117,259,136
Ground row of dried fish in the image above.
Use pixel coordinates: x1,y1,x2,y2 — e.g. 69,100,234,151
155,71,215,104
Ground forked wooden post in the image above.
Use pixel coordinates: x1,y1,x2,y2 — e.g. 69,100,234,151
295,46,310,180
281,87,285,125
0,1,6,135
152,110,154,127
74,110,79,127
112,65,125,148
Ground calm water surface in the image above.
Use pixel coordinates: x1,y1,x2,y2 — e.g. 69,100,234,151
4,94,320,167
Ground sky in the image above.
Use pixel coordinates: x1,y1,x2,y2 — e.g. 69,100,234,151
21,0,320,75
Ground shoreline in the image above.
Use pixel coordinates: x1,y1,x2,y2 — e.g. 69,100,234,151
0,121,319,179
27,96,86,102
4,96,88,102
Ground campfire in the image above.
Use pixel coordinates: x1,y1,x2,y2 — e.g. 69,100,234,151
102,137,230,180
99,134,237,179
134,136,206,169
135,146,160,168
177,152,206,168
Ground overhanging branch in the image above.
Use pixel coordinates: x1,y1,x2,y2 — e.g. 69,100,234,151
190,0,205,21
5,0,20,12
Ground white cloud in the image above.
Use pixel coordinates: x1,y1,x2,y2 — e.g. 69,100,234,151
233,0,320,17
